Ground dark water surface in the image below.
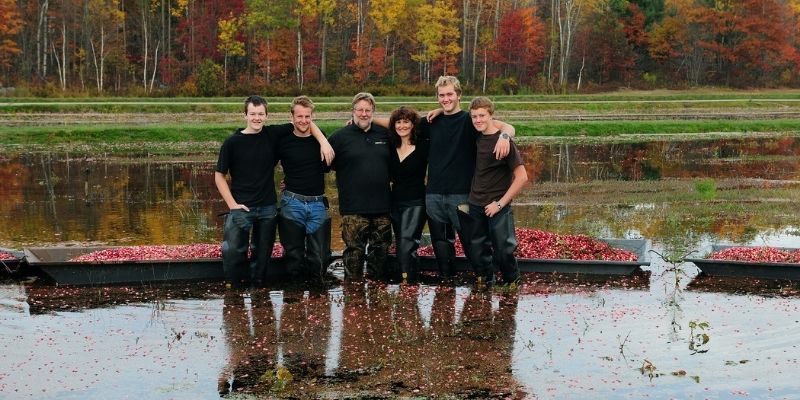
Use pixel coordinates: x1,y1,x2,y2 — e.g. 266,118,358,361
1,136,800,398
1,136,799,247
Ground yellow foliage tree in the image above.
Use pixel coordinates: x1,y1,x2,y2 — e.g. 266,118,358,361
218,15,245,88
413,0,461,83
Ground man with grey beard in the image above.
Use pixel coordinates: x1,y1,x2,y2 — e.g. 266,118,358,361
328,92,393,282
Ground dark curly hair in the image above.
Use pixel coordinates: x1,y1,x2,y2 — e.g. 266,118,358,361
388,106,420,148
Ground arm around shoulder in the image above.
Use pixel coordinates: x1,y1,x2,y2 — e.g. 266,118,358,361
372,116,389,129
493,120,515,137
310,122,335,166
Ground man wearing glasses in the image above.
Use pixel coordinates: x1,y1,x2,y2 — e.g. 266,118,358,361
328,92,393,282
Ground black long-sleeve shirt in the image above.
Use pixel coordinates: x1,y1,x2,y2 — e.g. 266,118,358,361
328,123,392,215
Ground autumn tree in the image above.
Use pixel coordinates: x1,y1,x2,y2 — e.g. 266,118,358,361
648,1,708,85
547,0,588,92
46,0,82,91
174,0,243,82
492,7,546,87
721,0,799,85
296,0,336,83
577,0,638,86
217,14,245,88
628,0,663,27
0,0,23,79
413,0,461,83
245,0,295,85
370,0,409,83
134,0,157,93
85,0,125,92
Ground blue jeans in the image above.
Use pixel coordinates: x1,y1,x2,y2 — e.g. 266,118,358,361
280,193,328,234
221,205,277,286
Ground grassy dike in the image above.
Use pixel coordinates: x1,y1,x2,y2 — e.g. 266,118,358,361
3,91,800,154
1,119,799,150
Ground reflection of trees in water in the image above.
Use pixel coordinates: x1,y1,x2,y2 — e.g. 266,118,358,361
554,144,572,182
219,283,522,397
519,137,800,183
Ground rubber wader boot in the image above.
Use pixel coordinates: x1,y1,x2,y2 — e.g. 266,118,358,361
396,206,426,284
250,216,277,287
278,215,308,280
490,212,520,285
222,236,248,289
458,208,494,285
306,218,332,283
428,219,455,280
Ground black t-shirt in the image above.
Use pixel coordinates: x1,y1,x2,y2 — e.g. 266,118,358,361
389,140,428,206
328,123,392,215
419,110,478,194
275,128,327,196
216,125,291,208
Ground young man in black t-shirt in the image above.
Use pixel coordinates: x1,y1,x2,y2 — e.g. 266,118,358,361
275,96,332,282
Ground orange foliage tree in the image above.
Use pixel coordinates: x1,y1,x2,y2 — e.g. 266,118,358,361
0,0,22,73
492,7,546,87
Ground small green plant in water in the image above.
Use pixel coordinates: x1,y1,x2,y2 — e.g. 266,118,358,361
694,178,717,200
688,320,711,354
259,366,293,392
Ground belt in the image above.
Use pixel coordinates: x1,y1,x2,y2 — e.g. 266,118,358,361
283,190,325,203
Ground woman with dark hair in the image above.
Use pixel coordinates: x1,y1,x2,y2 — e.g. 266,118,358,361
388,106,429,284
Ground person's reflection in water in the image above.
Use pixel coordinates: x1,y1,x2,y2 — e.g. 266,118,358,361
324,287,345,376
218,284,521,397
416,287,521,396
338,281,397,373
218,290,280,395
278,288,332,385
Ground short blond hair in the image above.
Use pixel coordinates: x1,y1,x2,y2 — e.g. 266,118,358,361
469,96,495,115
291,95,315,114
351,92,376,109
435,76,462,96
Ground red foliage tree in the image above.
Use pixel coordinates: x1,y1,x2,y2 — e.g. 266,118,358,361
578,5,637,85
695,0,799,85
174,0,244,70
254,28,296,84
492,7,546,86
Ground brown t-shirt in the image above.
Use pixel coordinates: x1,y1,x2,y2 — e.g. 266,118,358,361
468,132,524,206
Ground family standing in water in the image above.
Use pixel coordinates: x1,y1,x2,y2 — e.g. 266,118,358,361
215,76,528,289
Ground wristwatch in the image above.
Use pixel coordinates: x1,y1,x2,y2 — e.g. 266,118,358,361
500,132,510,139
496,201,503,210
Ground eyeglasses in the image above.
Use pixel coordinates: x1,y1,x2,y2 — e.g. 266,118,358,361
353,108,373,114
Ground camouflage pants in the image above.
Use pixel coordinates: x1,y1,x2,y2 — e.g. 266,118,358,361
341,214,392,280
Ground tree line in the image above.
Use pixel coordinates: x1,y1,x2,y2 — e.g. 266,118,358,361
0,0,798,96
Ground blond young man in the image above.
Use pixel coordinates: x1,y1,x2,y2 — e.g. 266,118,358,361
275,96,332,283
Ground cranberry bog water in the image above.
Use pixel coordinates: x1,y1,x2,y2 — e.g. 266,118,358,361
2,93,800,398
